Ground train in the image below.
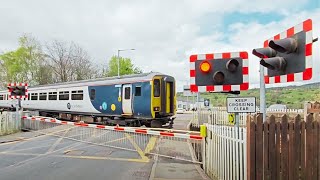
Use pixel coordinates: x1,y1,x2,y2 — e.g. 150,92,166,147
0,72,176,128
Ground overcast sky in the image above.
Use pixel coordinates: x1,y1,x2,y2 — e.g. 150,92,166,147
0,0,320,91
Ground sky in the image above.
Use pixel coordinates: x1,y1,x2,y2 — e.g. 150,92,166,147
0,0,320,92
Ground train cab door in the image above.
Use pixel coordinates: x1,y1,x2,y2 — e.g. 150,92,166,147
122,84,133,115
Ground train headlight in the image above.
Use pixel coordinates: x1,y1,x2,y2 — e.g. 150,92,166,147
153,107,160,111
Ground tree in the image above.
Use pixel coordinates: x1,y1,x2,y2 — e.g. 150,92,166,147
107,56,142,77
45,40,97,82
0,35,44,87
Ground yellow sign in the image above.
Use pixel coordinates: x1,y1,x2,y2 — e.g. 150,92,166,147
228,113,235,125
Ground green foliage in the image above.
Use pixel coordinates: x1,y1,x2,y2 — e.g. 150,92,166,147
106,56,142,77
0,35,44,86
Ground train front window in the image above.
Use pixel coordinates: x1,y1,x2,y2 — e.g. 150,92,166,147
153,79,160,97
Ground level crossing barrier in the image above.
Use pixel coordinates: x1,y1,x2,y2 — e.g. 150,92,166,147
22,116,204,163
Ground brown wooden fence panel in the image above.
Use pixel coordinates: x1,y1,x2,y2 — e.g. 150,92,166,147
256,114,263,180
263,120,269,180
301,120,306,180
247,112,320,180
247,115,256,180
269,115,276,180
281,115,289,180
313,120,319,179
294,115,301,180
276,121,281,180
288,120,294,180
306,114,313,180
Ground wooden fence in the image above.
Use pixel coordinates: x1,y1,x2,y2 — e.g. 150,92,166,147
247,113,320,180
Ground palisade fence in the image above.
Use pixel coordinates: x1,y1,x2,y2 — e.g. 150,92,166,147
202,113,320,180
189,107,304,128
0,111,21,135
203,124,247,180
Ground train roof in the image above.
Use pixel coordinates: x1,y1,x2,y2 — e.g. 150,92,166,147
0,72,170,92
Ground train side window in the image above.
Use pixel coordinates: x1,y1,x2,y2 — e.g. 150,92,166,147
135,87,141,96
153,79,160,97
49,92,57,100
72,90,83,100
31,93,38,100
39,93,47,100
125,87,130,99
90,89,96,100
28,93,30,100
59,91,69,100
0,95,3,100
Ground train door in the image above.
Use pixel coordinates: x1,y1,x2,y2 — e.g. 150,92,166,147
122,84,133,115
166,82,171,113
165,80,174,114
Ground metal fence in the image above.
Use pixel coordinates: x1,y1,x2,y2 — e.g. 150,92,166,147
203,124,247,180
22,116,203,164
0,111,21,135
190,108,304,127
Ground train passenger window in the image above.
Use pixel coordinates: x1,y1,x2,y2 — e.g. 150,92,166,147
153,79,160,97
71,90,83,100
59,91,69,100
0,95,3,100
31,93,38,100
49,92,57,100
125,87,130,99
135,87,141,96
28,93,30,100
39,93,47,100
90,89,95,100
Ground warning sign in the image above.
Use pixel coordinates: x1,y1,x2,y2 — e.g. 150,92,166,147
227,97,256,113
228,113,235,125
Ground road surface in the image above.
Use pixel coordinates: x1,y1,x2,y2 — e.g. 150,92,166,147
0,113,207,180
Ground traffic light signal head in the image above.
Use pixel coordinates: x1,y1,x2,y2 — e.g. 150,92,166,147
189,51,249,92
8,83,28,99
252,19,313,84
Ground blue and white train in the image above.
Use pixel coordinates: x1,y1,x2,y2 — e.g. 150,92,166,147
0,72,176,128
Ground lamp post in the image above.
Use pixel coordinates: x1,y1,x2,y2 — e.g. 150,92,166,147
117,48,135,77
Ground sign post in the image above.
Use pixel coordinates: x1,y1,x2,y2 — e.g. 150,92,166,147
7,83,28,129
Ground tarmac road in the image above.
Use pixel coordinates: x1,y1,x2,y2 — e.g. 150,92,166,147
0,130,154,180
0,113,207,180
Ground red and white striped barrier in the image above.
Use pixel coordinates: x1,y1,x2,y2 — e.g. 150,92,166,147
22,116,203,140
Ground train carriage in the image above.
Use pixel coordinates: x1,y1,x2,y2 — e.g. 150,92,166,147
0,72,176,128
